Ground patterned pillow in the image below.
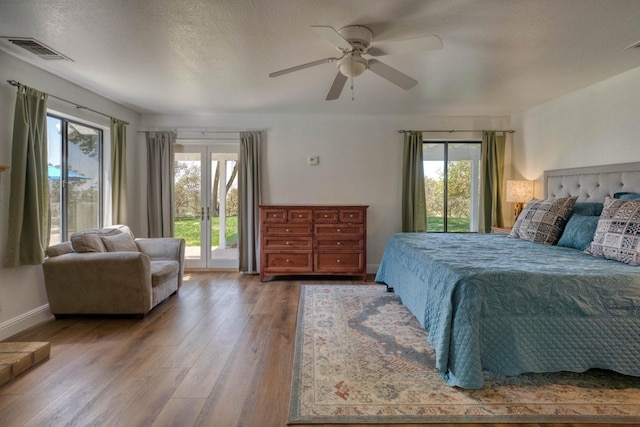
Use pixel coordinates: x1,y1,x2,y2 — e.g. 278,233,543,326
585,197,640,265
509,196,577,244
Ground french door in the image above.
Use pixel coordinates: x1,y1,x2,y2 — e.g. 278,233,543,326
174,143,239,269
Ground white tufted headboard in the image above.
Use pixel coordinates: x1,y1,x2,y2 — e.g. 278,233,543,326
544,162,640,203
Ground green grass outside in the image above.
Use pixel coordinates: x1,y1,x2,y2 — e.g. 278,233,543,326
426,216,471,232
174,216,238,247
175,216,469,245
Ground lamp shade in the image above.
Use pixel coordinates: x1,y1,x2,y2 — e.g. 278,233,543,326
506,180,533,203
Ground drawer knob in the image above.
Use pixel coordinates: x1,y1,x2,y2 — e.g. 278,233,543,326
324,214,328,217
350,214,354,218
337,228,341,232
286,241,290,245
337,259,341,263
286,228,290,232
337,242,341,245
273,214,277,217
298,214,302,217
285,259,290,263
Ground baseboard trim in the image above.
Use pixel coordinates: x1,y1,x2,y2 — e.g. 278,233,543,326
0,304,53,341
366,264,380,275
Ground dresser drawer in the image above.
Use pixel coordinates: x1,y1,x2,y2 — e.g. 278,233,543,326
288,209,313,223
262,208,287,223
315,238,363,250
263,224,313,236
263,237,312,250
314,224,364,236
314,209,339,223
315,252,363,272
263,252,312,273
339,209,365,223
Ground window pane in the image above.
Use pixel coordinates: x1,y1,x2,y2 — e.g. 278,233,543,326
66,122,101,237
47,117,63,245
423,142,481,233
423,143,445,232
447,144,481,232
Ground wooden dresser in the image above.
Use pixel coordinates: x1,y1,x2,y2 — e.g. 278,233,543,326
260,205,368,281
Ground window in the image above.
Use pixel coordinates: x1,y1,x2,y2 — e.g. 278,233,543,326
423,141,481,232
47,115,103,244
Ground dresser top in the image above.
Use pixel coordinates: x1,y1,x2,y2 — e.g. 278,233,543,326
260,204,368,208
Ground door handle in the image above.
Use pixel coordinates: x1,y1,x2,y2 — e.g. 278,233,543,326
201,207,205,221
207,206,210,220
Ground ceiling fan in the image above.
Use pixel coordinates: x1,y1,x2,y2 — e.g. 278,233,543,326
268,25,443,100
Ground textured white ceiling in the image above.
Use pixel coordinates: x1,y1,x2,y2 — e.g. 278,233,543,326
1,0,640,116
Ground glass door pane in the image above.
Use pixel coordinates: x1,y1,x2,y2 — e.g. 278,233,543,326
66,122,101,237
174,144,239,269
209,153,238,269
423,143,445,232
423,142,481,232
174,149,205,268
447,144,481,232
47,117,63,245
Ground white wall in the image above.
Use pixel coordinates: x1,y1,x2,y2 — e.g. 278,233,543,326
511,66,640,198
142,114,511,272
0,51,141,340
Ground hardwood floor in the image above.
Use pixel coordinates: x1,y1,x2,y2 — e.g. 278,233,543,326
0,272,624,427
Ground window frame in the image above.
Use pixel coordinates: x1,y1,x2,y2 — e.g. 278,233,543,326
423,140,482,233
47,113,104,242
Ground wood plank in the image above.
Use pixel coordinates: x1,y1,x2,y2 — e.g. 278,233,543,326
0,272,617,427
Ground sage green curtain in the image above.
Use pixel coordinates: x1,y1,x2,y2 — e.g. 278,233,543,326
401,131,426,232
479,131,505,233
238,131,262,274
146,131,175,237
4,85,49,267
110,118,127,224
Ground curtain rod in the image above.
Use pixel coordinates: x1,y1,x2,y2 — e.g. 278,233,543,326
7,80,130,125
137,130,264,135
398,129,515,134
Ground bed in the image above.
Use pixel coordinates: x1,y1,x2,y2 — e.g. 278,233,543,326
375,162,640,389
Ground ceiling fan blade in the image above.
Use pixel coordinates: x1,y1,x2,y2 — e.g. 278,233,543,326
367,59,417,90
268,57,337,78
325,72,348,100
369,35,443,56
311,25,352,50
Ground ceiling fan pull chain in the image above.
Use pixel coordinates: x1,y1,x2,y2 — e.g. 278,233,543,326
350,55,355,101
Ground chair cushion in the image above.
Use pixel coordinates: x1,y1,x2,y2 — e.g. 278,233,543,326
46,242,73,257
70,232,110,253
150,260,179,288
69,225,134,253
101,232,138,252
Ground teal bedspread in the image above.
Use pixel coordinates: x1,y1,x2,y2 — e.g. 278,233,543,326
375,233,640,389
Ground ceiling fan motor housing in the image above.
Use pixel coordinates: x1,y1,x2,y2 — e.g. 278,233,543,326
338,25,373,51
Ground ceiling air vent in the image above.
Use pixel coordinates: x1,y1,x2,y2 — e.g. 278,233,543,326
3,37,73,61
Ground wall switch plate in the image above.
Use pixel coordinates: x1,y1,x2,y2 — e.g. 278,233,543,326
307,155,319,165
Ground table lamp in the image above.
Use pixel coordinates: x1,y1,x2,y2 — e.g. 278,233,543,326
506,180,533,220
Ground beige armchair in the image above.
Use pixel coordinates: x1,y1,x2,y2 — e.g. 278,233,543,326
43,225,185,318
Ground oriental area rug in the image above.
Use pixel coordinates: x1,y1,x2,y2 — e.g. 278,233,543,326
288,285,640,424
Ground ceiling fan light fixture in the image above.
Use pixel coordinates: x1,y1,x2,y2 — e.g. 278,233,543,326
338,55,367,77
